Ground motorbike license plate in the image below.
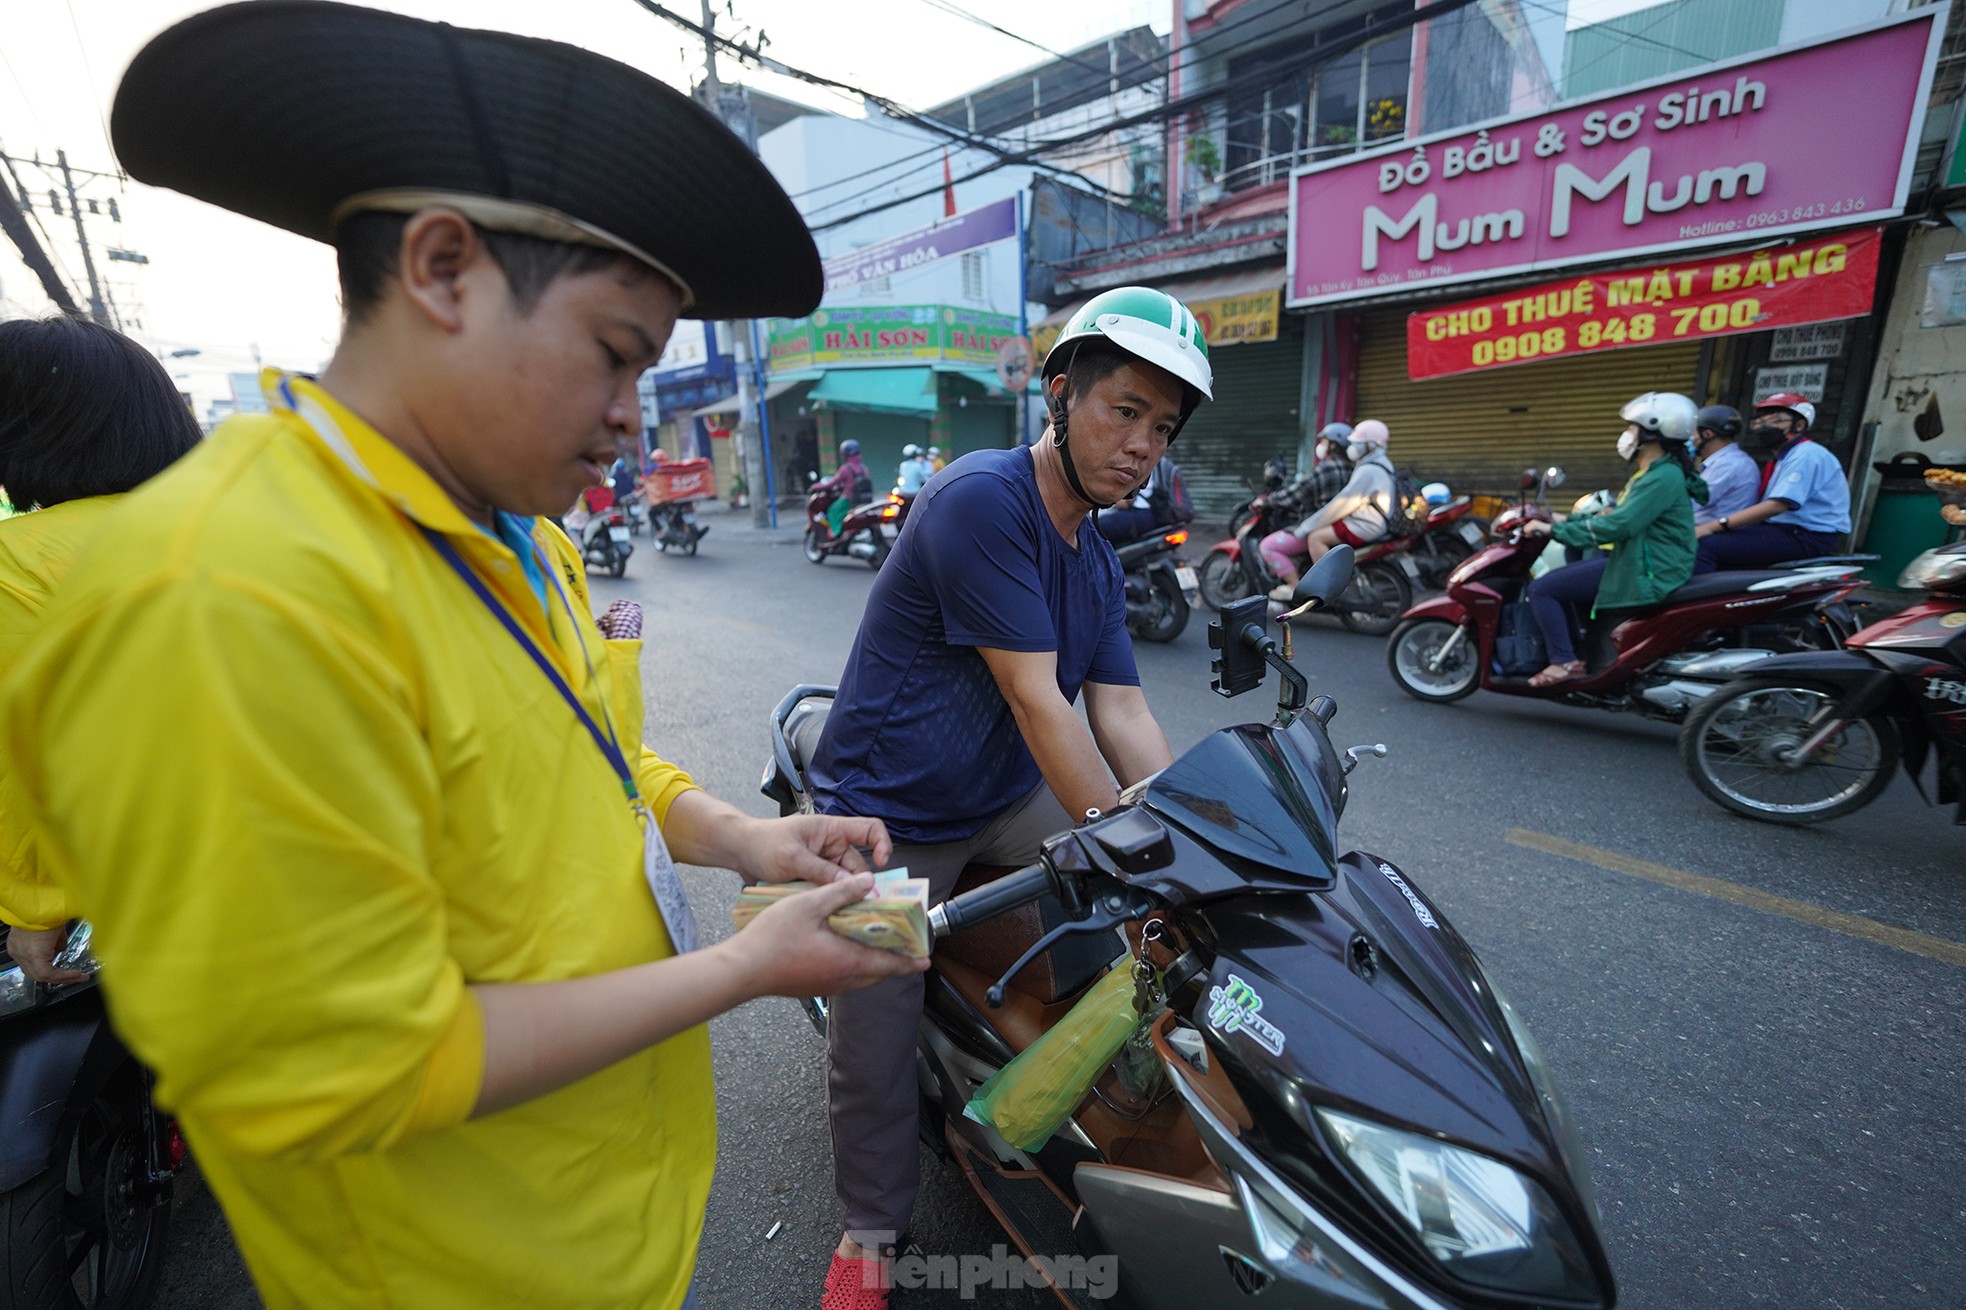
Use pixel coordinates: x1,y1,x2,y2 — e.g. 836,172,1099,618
1457,521,1485,546
608,526,631,544
1175,565,1199,590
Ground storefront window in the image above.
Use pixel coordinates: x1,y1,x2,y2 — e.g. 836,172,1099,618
1308,35,1411,155
1363,34,1410,143
1312,49,1363,152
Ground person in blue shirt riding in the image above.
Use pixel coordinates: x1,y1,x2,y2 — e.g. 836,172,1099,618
1691,404,1757,527
1693,393,1850,570
806,286,1212,1310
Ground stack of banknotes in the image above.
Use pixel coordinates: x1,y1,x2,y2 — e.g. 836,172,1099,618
730,869,931,958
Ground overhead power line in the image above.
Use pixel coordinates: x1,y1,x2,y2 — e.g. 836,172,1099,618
809,0,1490,232
626,0,1136,203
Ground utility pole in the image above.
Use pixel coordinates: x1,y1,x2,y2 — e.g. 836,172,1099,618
57,151,110,326
698,1,776,528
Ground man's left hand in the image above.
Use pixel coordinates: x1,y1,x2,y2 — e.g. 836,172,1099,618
735,814,893,886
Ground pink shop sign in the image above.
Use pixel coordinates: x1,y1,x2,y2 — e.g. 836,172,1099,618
1287,11,1944,309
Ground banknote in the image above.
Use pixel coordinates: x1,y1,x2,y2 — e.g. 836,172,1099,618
731,869,930,958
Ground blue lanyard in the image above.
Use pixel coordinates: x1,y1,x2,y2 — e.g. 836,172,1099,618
419,525,640,803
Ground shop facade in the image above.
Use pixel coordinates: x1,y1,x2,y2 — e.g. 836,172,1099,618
765,304,1032,491
640,320,740,496
1284,10,1944,506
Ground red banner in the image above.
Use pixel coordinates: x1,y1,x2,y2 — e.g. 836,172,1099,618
1405,228,1880,380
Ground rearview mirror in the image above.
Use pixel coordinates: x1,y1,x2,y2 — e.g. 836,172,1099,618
1519,469,1539,491
1292,545,1356,613
1544,466,1566,489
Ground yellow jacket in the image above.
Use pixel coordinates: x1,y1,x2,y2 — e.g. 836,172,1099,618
2,377,712,1309
0,494,120,929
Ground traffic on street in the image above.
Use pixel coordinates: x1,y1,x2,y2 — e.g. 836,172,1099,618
142,507,1966,1308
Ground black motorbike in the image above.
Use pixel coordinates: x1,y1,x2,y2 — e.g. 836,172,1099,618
1109,524,1199,644
1680,539,1966,824
761,547,1616,1310
649,498,709,556
1,922,178,1310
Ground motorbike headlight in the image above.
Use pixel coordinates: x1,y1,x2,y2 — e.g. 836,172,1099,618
1898,547,1966,590
1316,1109,1603,1301
0,963,39,1018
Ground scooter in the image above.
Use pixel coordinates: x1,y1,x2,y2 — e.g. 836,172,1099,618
1385,468,1868,722
1678,539,1966,824
1110,524,1199,643
760,548,1617,1310
1202,505,1422,636
1,922,181,1310
650,499,709,557
1409,493,1489,592
574,500,634,578
802,484,900,570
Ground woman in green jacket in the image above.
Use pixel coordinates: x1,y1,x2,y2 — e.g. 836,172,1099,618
1522,392,1709,687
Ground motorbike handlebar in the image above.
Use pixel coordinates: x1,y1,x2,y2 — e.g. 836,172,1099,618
927,861,1057,940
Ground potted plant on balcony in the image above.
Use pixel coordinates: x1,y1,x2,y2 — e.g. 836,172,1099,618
1185,134,1223,205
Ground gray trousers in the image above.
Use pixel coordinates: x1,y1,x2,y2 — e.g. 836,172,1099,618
826,784,1072,1246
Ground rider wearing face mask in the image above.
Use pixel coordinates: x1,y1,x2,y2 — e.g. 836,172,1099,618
1691,393,1850,571
1519,392,1708,687
1268,419,1395,600
1691,405,1758,527
1257,422,1354,590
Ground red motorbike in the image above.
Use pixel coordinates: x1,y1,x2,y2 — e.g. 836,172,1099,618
802,485,907,570
1200,493,1471,636
1385,468,1869,721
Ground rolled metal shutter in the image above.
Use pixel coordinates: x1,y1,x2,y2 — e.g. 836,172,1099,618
1353,307,1701,498
1174,314,1306,521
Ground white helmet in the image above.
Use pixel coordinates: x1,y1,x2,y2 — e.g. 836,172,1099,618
1421,481,1452,506
1620,392,1698,445
1352,419,1389,447
1572,488,1615,517
902,443,923,458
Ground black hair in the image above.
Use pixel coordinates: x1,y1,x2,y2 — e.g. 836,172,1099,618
0,315,203,511
1659,441,1699,481
335,211,638,325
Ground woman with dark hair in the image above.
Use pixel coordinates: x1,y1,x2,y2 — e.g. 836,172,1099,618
0,313,201,981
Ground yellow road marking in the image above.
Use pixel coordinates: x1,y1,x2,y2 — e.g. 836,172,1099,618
1505,828,1966,970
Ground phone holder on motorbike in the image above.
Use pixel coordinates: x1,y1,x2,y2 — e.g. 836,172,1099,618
1209,546,1356,722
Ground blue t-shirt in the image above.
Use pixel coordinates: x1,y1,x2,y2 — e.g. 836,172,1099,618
1765,439,1852,534
1695,443,1759,524
812,446,1139,843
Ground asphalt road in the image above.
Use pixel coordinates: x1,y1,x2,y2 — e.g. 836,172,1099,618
154,501,1964,1310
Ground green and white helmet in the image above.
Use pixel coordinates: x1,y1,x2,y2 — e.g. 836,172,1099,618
1042,286,1215,403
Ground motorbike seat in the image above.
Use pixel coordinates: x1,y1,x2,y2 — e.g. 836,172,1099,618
1647,569,1797,607
782,698,1113,1006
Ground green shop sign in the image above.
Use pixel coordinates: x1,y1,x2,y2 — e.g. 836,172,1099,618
768,305,1020,372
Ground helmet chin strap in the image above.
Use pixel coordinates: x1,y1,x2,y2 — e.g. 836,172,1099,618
1046,350,1117,510
1049,398,1116,510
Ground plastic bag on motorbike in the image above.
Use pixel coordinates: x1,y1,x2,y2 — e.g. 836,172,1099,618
964,962,1150,1152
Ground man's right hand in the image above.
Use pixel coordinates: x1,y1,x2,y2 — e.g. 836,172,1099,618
6,923,91,985
725,873,927,997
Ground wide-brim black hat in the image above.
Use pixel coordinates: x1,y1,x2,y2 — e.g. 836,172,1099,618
110,0,821,320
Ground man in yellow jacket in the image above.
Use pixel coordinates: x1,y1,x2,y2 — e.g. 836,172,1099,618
0,6,923,1308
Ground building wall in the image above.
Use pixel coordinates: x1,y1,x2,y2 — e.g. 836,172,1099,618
1861,224,1966,497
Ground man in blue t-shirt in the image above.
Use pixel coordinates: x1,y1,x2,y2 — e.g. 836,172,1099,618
1691,404,1758,527
809,287,1214,1306
1693,393,1851,572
